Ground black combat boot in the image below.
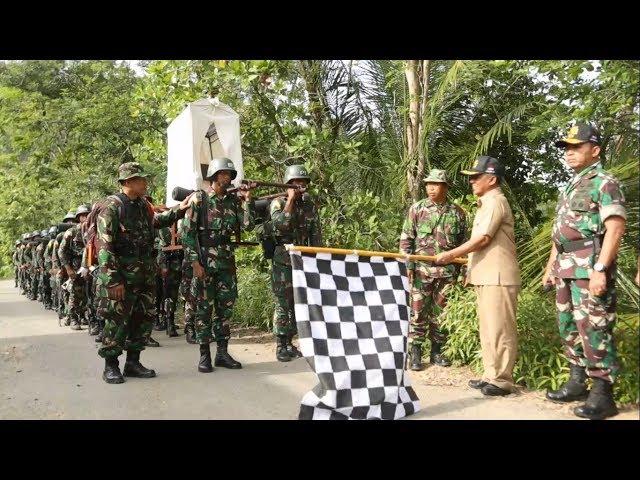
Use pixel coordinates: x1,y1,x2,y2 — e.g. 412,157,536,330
123,350,156,378
198,344,214,373
95,321,104,343
430,342,451,367
276,335,292,362
145,336,160,347
185,324,196,344
102,357,125,384
286,334,303,358
546,364,589,403
167,312,179,337
69,315,82,330
88,321,100,336
153,313,166,331
573,378,619,420
214,340,242,369
410,343,424,371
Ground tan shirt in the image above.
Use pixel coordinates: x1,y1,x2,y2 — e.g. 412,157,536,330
467,187,521,286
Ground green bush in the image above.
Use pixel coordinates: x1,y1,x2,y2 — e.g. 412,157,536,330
441,284,639,404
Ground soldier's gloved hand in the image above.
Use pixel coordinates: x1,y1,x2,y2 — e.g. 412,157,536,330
107,283,125,301
78,267,89,278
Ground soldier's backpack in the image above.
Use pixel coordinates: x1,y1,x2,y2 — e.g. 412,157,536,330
254,198,276,259
82,193,155,267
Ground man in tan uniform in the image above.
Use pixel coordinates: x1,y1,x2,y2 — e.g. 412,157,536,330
435,156,521,396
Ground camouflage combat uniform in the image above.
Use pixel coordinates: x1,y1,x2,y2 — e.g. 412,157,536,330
551,161,626,384
269,194,322,336
52,230,70,322
182,190,255,344
96,193,182,359
399,197,467,347
59,224,88,327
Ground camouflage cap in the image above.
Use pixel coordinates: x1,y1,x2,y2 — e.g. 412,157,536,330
118,162,151,182
423,169,449,185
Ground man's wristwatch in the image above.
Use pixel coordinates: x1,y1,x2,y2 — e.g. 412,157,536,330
594,262,607,272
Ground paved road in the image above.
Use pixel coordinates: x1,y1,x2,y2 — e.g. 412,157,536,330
1,280,637,420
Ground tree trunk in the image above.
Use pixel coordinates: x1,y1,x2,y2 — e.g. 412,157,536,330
404,60,430,202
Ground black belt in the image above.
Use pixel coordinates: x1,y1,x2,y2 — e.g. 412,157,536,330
199,235,232,247
556,235,603,254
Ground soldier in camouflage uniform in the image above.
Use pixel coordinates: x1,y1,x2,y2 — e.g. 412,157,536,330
542,123,627,420
180,239,197,344
52,211,79,324
157,222,183,337
35,229,53,309
18,233,31,295
182,157,255,373
44,227,58,311
96,162,190,384
59,204,91,330
13,240,21,288
399,169,467,371
26,231,42,300
269,164,322,362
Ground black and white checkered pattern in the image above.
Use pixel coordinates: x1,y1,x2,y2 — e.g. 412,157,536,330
291,251,421,420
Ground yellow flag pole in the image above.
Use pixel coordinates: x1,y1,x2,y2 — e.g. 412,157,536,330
285,245,467,265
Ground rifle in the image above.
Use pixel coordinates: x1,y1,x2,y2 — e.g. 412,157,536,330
226,179,305,195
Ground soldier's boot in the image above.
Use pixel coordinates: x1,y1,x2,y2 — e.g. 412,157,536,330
88,321,100,336
167,312,179,337
95,322,104,343
69,315,82,331
214,340,242,369
145,336,160,348
198,344,214,373
80,315,88,326
573,378,619,420
123,350,156,378
62,316,70,326
153,313,167,331
276,335,292,362
185,324,197,344
410,343,424,371
286,334,303,358
430,342,451,367
546,364,589,403
102,357,125,384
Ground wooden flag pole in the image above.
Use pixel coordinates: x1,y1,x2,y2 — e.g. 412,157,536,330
285,245,467,265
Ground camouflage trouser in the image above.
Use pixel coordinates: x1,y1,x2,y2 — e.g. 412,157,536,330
409,275,455,347
97,276,156,359
556,277,619,383
30,270,39,299
161,267,182,319
271,260,295,336
180,259,195,328
191,267,237,344
67,276,87,321
40,272,52,306
14,268,18,287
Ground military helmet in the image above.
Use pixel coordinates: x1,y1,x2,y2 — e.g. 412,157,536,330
118,162,151,182
22,233,30,240
205,157,237,181
15,239,21,246
48,226,57,236
284,164,311,184
40,229,48,237
31,230,41,238
75,204,92,217
63,209,77,222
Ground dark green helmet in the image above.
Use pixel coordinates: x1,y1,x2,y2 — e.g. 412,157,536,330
23,233,30,240
15,239,21,246
48,226,57,236
75,204,92,217
40,229,48,237
63,209,77,222
284,164,311,184
205,157,237,181
31,230,41,238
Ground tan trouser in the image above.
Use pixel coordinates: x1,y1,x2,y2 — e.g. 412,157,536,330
475,285,519,392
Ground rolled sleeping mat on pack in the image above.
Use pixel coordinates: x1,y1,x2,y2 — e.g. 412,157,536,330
172,186,195,202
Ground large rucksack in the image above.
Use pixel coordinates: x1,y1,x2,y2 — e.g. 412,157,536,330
82,193,154,267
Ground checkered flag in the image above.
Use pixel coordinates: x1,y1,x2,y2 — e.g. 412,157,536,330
291,250,421,420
